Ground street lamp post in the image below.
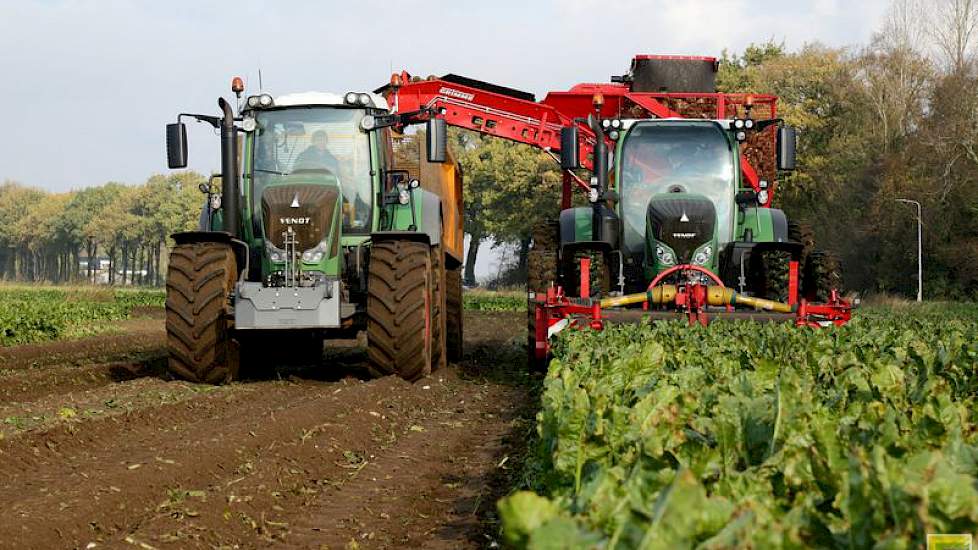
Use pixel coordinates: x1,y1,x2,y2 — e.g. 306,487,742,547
895,198,922,302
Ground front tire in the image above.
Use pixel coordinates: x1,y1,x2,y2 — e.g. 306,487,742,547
165,242,238,384
367,240,436,382
803,250,843,302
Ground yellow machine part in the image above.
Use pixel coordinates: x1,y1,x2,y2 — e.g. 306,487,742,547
418,153,464,264
600,286,794,313
391,132,465,264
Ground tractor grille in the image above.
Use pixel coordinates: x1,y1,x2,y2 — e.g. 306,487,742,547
648,196,715,263
262,185,338,252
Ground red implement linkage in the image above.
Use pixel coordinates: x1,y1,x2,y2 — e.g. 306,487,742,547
530,259,852,360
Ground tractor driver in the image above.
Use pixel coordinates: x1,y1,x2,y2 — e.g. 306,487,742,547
294,130,340,175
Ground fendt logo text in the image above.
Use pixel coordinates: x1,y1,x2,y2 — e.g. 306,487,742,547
280,217,311,225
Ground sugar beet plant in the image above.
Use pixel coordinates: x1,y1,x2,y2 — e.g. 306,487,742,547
0,287,164,346
500,305,978,549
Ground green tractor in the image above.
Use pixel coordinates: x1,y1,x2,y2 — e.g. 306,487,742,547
164,80,464,383
535,56,839,307
554,117,805,298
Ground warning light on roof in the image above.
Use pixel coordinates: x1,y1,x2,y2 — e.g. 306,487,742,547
231,76,244,95
390,73,402,87
592,93,604,109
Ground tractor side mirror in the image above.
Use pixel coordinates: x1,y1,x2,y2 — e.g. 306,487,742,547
385,169,411,192
166,122,188,169
735,189,758,208
560,126,580,170
426,118,448,163
777,126,796,171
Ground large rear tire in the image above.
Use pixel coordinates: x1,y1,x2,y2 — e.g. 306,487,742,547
431,246,447,373
526,220,559,294
446,264,463,362
165,242,238,384
803,250,843,302
366,240,435,382
562,249,610,298
526,220,558,371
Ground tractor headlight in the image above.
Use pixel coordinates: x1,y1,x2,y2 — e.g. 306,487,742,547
209,193,222,211
265,240,286,263
241,116,257,132
398,189,411,205
744,118,755,129
360,115,376,131
258,93,274,107
344,92,359,105
693,245,713,266
758,189,769,204
609,130,620,140
301,239,329,263
358,93,371,106
656,245,676,266
733,119,745,129
601,119,611,129
736,131,747,142
611,119,622,129
247,95,260,108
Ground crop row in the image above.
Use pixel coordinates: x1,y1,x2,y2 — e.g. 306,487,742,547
0,286,164,346
500,304,978,548
463,290,525,312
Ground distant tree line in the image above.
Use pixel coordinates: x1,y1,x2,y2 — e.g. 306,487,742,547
0,173,204,285
715,0,978,298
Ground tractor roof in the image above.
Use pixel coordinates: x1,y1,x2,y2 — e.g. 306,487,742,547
273,91,389,110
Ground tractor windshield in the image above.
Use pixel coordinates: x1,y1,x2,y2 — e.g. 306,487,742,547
618,121,736,256
252,107,372,234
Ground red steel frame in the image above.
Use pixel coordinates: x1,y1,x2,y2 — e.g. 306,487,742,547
388,72,778,207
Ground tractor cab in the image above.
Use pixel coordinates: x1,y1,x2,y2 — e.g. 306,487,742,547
237,92,389,286
614,119,738,279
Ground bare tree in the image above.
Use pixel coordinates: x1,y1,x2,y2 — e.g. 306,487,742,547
860,0,932,151
881,0,927,53
927,0,978,74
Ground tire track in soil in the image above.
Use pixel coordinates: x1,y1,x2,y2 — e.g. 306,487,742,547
0,311,534,549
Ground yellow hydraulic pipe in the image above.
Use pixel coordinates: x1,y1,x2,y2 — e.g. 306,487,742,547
599,285,677,308
599,285,794,313
707,287,794,313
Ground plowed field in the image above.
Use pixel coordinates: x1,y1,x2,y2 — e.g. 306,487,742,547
0,311,532,549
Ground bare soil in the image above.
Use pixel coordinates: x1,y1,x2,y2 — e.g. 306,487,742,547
0,311,535,549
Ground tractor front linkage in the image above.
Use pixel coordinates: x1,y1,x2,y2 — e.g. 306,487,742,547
530,258,852,363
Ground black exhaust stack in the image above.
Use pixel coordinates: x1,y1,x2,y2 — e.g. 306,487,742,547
218,98,239,238
588,114,609,243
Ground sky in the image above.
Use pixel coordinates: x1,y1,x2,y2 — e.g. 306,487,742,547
0,0,891,279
